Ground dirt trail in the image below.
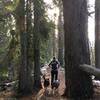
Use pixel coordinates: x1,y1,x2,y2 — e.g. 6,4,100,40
2,69,100,100
34,69,66,100
0,69,66,100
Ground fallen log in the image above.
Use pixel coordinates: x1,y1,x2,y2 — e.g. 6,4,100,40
80,64,100,78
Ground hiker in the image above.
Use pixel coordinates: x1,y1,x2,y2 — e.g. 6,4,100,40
49,57,60,85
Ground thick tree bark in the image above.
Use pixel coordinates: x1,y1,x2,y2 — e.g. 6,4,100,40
15,0,27,94
95,0,100,68
33,0,42,90
62,0,93,99
25,0,33,93
15,0,33,94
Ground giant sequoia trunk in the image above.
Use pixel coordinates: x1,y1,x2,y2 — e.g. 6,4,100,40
95,0,100,68
62,0,93,99
33,0,42,90
15,0,33,94
25,0,33,93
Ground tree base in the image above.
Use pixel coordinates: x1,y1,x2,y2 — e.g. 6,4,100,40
33,80,42,92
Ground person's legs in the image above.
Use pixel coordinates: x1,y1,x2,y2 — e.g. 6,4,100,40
51,71,54,84
55,71,58,80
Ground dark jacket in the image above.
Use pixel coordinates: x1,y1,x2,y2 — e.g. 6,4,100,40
49,60,60,71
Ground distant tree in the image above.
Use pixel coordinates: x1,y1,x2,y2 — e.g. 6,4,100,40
53,0,64,66
58,10,64,67
57,1,64,66
40,20,55,64
33,0,54,90
0,0,19,78
52,13,57,57
89,42,95,65
7,30,17,81
62,0,93,99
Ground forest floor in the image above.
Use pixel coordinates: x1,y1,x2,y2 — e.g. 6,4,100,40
0,68,66,100
0,69,100,100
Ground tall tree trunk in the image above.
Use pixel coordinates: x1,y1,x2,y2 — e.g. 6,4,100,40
8,34,16,81
53,14,57,57
53,34,56,57
25,0,33,93
33,0,42,90
62,0,93,99
58,8,64,66
95,0,100,68
15,0,33,94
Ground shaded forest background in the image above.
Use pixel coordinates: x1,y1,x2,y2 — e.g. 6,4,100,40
0,0,100,100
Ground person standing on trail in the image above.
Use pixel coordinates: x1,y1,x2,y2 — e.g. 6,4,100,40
49,57,60,85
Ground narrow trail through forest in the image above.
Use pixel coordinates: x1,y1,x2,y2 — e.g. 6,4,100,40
32,69,66,100
33,69,66,100
0,69,66,100
1,69,100,100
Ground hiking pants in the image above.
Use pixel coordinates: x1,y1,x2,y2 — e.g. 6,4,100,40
51,70,58,84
